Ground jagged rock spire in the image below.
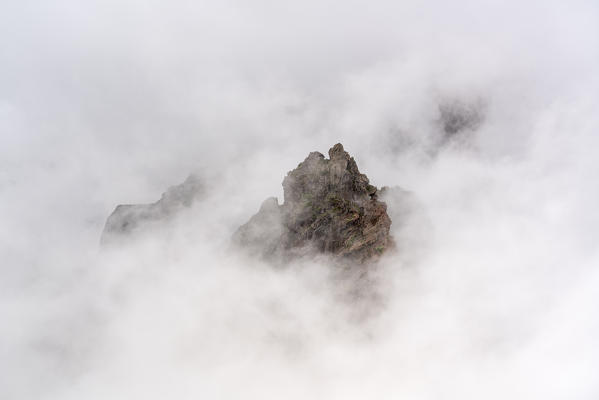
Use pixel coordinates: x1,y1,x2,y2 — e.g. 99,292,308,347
234,143,393,264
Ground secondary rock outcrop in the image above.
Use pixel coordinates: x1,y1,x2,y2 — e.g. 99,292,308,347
101,174,203,244
234,143,393,263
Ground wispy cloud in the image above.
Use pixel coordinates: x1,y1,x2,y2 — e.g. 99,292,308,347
1,0,598,398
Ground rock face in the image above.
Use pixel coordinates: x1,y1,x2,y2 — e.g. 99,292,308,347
101,174,203,244
234,144,393,263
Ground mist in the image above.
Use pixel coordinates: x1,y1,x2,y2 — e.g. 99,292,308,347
1,0,599,398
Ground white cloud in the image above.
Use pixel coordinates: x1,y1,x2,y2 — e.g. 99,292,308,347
1,0,598,398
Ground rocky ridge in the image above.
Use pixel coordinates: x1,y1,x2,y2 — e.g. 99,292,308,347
101,144,396,265
101,174,203,244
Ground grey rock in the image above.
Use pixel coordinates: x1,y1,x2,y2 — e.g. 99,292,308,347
233,144,393,264
438,99,485,137
101,174,203,244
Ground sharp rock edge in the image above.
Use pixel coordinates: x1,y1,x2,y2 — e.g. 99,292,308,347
233,143,396,265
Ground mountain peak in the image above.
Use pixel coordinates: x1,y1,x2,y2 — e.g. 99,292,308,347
234,143,393,264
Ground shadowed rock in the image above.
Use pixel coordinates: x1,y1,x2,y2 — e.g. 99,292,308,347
439,99,484,137
101,174,203,244
233,144,393,264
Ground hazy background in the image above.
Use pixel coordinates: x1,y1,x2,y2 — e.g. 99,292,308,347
1,0,599,398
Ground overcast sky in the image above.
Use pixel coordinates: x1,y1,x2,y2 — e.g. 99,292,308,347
1,0,599,399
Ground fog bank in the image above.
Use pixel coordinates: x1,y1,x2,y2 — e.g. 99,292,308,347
1,0,598,398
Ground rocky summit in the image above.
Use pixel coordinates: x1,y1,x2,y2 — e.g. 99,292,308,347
101,174,203,244
234,143,393,263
